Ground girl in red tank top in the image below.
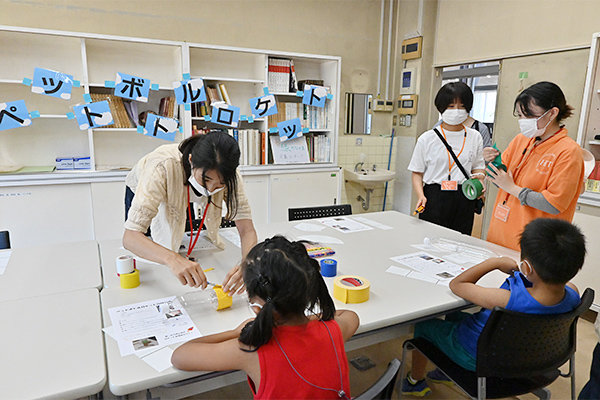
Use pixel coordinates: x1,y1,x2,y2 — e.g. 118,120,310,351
172,235,360,399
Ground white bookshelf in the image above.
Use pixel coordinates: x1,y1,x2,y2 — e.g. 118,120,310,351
578,31,600,206
0,25,340,181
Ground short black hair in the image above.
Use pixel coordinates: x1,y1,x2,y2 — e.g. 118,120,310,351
513,81,573,123
434,82,473,113
519,218,585,284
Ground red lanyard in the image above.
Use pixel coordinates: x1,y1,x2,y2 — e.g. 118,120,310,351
186,185,210,258
440,126,467,180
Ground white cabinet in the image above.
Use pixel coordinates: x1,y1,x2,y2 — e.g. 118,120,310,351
0,184,95,247
269,170,341,223
90,181,125,241
241,175,269,227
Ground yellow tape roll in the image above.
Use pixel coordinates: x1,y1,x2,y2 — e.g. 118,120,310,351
212,285,233,310
333,275,370,304
120,269,140,289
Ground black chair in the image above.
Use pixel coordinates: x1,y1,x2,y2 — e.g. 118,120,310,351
355,359,402,400
0,231,10,249
288,204,352,221
399,288,594,400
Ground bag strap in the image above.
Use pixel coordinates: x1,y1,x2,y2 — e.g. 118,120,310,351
433,128,471,181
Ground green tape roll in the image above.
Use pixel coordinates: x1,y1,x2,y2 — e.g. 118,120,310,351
462,179,484,200
489,143,508,173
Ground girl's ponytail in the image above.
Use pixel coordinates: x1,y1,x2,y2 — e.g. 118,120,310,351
239,299,276,349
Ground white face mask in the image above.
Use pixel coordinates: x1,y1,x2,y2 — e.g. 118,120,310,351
441,109,468,126
248,302,263,315
518,109,552,138
518,259,531,277
188,175,224,197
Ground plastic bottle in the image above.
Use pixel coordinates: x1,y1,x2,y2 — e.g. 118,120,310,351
178,286,247,314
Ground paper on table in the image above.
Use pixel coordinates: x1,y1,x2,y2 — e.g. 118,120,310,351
108,296,201,357
293,222,326,232
352,216,393,230
0,249,11,275
297,235,344,245
406,271,439,284
442,252,489,267
391,252,465,281
220,228,241,248
140,347,174,372
319,216,373,234
386,265,410,276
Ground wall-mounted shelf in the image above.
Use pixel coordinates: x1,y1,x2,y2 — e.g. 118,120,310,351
0,25,340,182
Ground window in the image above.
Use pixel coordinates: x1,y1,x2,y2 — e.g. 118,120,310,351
441,61,499,129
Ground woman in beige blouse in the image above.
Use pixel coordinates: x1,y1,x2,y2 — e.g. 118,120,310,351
123,130,257,293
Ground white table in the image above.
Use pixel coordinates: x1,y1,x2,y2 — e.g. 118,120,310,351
100,211,518,396
0,288,106,399
0,240,102,302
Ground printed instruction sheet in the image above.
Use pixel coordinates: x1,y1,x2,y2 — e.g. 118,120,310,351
107,296,201,357
390,252,467,283
319,216,373,233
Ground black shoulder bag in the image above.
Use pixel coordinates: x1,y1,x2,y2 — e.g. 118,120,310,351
433,128,484,214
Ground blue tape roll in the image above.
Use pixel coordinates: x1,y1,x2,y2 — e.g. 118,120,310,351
320,259,337,277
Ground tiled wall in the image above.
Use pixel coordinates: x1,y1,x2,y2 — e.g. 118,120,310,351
338,134,398,214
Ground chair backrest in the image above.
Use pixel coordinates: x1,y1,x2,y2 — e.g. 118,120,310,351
288,204,352,221
0,231,10,250
354,358,401,400
476,288,594,378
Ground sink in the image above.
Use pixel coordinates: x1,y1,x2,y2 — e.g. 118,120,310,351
344,168,396,189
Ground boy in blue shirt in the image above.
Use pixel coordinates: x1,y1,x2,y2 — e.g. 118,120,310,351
402,218,585,396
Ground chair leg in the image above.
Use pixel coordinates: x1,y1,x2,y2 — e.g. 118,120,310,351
570,355,576,400
477,377,486,400
398,342,412,400
532,387,551,400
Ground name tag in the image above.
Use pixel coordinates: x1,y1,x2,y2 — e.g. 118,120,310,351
441,180,458,191
494,203,510,222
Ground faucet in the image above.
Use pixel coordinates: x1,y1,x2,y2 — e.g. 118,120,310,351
354,162,364,172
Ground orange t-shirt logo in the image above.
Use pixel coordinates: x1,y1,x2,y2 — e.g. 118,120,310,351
536,153,556,175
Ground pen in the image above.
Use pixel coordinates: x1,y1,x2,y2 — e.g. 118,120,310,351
413,205,425,215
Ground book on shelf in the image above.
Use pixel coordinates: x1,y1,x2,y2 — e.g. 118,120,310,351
268,57,296,93
227,129,266,166
267,97,330,130
158,96,176,119
305,133,332,163
289,59,298,92
90,92,132,128
123,101,139,125
218,83,231,105
298,79,324,91
206,85,224,105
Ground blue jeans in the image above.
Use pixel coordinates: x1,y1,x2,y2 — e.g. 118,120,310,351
124,186,151,237
579,342,600,399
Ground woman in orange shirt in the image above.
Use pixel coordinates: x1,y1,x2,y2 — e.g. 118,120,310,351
485,82,584,250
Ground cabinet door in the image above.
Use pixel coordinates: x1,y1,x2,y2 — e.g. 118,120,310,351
571,211,600,309
269,171,339,223
0,184,94,248
241,175,269,227
91,181,126,241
